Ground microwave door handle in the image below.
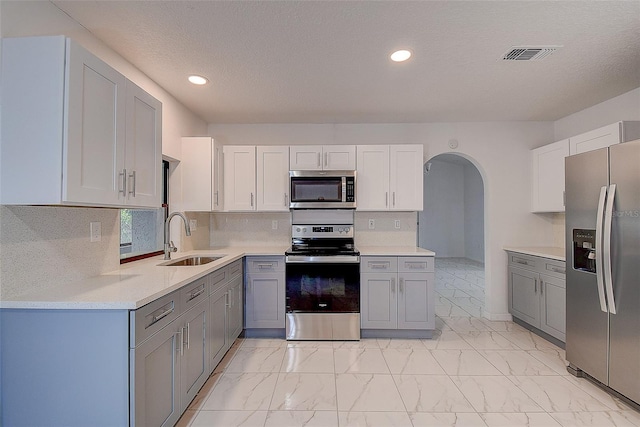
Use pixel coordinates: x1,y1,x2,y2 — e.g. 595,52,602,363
342,177,347,202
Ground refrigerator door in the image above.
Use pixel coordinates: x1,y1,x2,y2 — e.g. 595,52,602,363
608,139,640,404
565,147,610,384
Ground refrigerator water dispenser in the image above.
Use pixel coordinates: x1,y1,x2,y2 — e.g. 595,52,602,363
573,229,596,273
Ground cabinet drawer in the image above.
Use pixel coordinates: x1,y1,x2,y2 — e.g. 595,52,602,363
398,257,434,273
228,259,243,278
543,260,566,278
131,291,181,347
209,267,228,293
509,253,538,270
246,256,285,273
361,257,397,273
181,276,209,312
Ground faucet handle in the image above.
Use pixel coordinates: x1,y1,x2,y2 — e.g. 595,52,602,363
169,240,177,252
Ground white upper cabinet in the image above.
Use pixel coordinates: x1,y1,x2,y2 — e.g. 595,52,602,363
390,145,424,211
256,146,290,211
1,36,161,208
181,137,224,211
356,145,390,210
569,122,640,155
531,139,569,213
357,144,423,211
289,145,356,170
223,146,256,211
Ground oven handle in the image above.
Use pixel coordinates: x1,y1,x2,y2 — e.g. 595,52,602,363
285,255,360,264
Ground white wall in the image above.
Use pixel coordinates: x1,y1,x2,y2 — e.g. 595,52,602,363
554,87,640,140
0,1,207,296
209,122,555,320
464,163,484,263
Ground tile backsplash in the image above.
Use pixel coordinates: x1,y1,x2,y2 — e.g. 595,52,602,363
0,205,120,298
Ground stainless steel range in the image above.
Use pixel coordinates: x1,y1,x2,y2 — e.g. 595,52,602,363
285,210,360,340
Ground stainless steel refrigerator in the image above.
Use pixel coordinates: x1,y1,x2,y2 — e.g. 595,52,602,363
565,138,640,405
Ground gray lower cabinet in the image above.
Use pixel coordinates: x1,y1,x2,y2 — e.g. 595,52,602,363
507,251,566,342
244,256,285,334
361,256,435,336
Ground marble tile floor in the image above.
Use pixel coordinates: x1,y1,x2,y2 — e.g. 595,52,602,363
176,258,640,427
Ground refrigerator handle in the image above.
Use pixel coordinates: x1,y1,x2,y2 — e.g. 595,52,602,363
595,185,608,313
603,184,617,314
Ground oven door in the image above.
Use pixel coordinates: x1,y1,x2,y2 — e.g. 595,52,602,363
285,257,360,313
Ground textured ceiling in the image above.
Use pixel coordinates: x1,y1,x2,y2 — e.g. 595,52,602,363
49,1,640,124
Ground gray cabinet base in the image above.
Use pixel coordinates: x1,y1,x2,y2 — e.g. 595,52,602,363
244,328,285,338
512,317,565,349
361,329,434,339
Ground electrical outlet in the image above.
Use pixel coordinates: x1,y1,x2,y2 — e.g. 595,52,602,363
90,222,101,242
189,219,197,231
272,220,278,230
368,219,375,229
394,220,401,229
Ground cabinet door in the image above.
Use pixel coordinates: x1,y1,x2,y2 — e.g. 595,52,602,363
245,272,285,328
227,275,244,343
180,298,209,412
132,320,180,427
209,285,228,369
324,145,356,170
539,274,566,341
389,145,423,211
223,146,256,211
570,122,620,155
257,146,289,211
356,145,390,210
532,139,569,212
508,266,541,327
124,80,162,208
361,273,397,329
64,39,126,206
181,137,213,211
289,145,323,170
397,272,434,329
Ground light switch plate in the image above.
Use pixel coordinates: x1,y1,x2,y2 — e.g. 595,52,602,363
189,219,197,231
90,222,101,242
272,220,278,230
368,219,375,229
394,220,401,229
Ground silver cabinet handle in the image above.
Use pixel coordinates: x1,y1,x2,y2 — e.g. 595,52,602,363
284,193,288,207
188,287,206,301
151,307,174,324
399,278,404,293
119,169,127,196
604,184,617,314
317,153,321,167
324,152,328,168
185,323,190,350
128,170,136,197
257,263,274,268
534,279,537,293
540,281,544,295
391,278,396,293
229,288,234,307
176,329,184,356
214,191,219,207
225,292,230,308
370,263,389,269
250,192,254,207
516,260,528,265
385,192,388,207
393,192,396,207
405,262,426,269
595,186,608,313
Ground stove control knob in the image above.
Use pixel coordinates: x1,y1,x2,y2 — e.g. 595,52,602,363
343,227,350,233
296,227,301,232
302,227,307,232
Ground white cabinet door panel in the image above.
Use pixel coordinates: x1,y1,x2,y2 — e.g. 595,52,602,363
397,272,432,329
356,145,390,210
223,146,256,211
257,146,289,211
361,273,397,329
324,145,356,170
290,145,323,170
570,122,620,155
389,145,423,211
532,139,569,212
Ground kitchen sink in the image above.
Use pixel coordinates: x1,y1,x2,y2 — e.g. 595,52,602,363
161,256,224,266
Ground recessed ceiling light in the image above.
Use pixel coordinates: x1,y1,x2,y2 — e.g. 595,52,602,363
188,75,208,85
390,49,412,62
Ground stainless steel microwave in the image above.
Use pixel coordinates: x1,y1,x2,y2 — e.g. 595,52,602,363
289,170,356,209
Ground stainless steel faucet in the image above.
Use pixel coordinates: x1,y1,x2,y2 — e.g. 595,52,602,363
164,212,192,260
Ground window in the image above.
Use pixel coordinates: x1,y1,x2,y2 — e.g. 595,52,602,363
120,160,169,262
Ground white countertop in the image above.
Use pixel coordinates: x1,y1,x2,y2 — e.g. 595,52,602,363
503,246,566,262
1,245,434,310
359,246,436,256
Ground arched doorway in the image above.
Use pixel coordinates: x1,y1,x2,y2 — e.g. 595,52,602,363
418,153,486,320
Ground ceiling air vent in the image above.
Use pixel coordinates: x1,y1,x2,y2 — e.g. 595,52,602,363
502,46,561,61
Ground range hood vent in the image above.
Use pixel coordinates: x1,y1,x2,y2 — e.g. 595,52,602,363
502,46,561,61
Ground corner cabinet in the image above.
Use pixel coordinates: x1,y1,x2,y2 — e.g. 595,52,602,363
531,139,569,213
356,145,423,211
181,137,224,211
289,145,356,170
507,251,566,342
1,36,162,208
360,256,435,338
